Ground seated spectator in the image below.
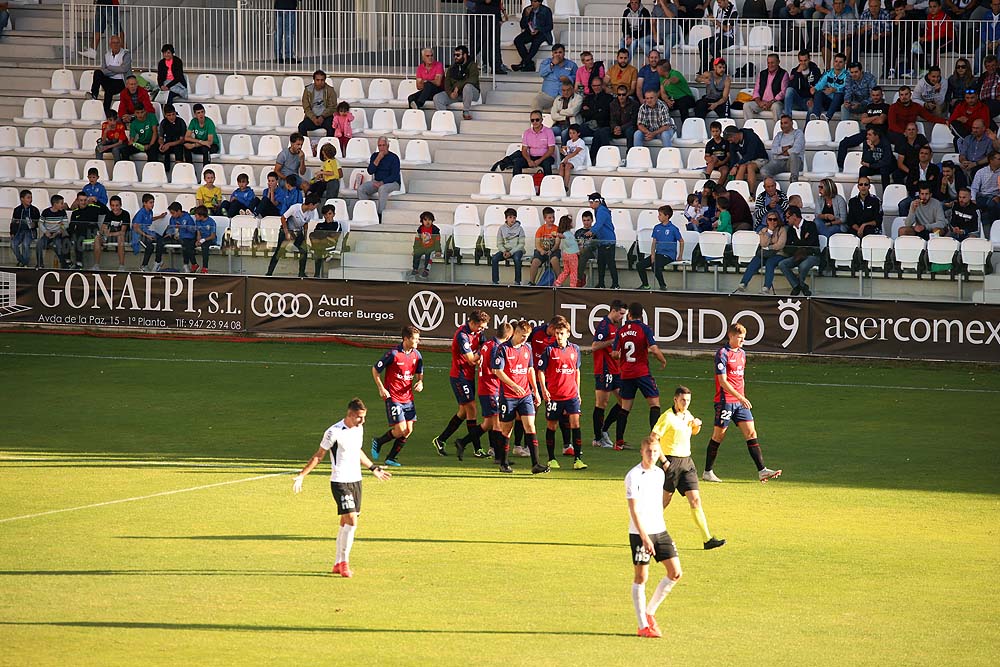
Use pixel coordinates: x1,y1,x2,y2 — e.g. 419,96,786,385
95,111,128,162
531,44,577,113
579,78,614,161
657,60,696,123
634,89,674,148
274,132,309,189
308,141,342,201
226,172,259,218
184,103,219,168
120,106,159,164
948,187,981,240
636,48,662,99
897,146,941,216
83,168,108,206
856,0,891,74
116,75,153,124
956,120,1000,181
492,208,526,285
714,194,732,233
411,211,442,278
690,181,718,232
610,84,640,149
900,182,949,239
132,193,168,270
258,171,284,217
975,3,1000,73
694,57,731,120
298,69,338,137
888,86,946,147
684,193,706,229
859,128,895,183
916,0,953,70
950,89,994,142
842,61,877,120
359,136,402,218
575,51,606,95
700,0,738,77
734,212,786,295
559,124,587,188
69,191,109,269
310,204,343,278
168,201,199,273
778,206,820,296
762,114,805,181
409,49,445,109
512,0,554,72
636,205,683,290
266,194,321,277
753,177,790,229
744,54,789,122
279,174,304,215
553,215,580,287
651,0,680,52
528,207,561,285
156,44,187,105
332,102,353,154
815,178,849,237
79,0,123,61
703,121,730,180
38,194,71,269
726,183,754,232
971,151,1000,230
158,104,188,171
936,160,968,212
724,125,767,196
550,80,583,143
846,177,883,237
621,0,654,65
88,35,131,117
574,209,597,286
513,111,556,175
836,85,889,169
810,53,848,121
946,58,976,110
93,194,129,271
913,66,948,116
10,189,40,269
192,205,217,274
891,122,930,184
785,50,822,116
605,48,638,98
821,0,856,68
196,168,225,216
434,45,481,120
978,56,1000,119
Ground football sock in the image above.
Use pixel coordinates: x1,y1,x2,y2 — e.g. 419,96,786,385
648,406,661,429
616,409,630,442
559,419,570,447
437,415,464,443
603,404,621,432
488,430,502,459
705,439,721,471
513,421,525,448
593,407,605,440
545,428,557,460
526,433,540,466
375,430,395,447
497,432,510,465
340,523,357,563
335,525,345,563
465,420,483,448
632,583,648,628
746,437,765,471
691,506,712,542
647,576,676,614
387,437,407,461
572,428,582,459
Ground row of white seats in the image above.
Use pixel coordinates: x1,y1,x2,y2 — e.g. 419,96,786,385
826,233,992,275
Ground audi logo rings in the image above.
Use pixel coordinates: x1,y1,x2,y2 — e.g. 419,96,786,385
251,292,314,318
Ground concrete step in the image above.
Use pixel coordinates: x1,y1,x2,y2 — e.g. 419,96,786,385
0,38,61,61
343,267,410,282
342,251,411,269
455,118,525,137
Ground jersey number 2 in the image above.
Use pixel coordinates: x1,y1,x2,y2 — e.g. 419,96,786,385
623,341,637,363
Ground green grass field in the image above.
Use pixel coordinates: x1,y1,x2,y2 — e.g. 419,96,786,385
1,332,998,666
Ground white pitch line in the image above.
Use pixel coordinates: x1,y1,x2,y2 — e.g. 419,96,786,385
0,470,293,525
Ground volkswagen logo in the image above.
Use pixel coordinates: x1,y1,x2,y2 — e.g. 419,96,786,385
251,292,314,318
408,290,444,331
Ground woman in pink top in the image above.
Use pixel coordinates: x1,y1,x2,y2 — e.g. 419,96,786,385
408,47,446,109
574,51,606,95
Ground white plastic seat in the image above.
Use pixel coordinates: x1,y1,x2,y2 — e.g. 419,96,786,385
246,75,278,102
839,152,863,180
677,24,712,51
565,175,596,203
0,126,19,150
50,128,79,154
323,198,350,222
367,78,394,104
283,106,305,130
679,229,699,263
500,19,520,46
167,162,198,191
393,80,418,107
929,123,953,151
258,216,283,247
861,234,893,273
889,216,907,240
350,108,369,133
172,102,192,124
0,186,19,207
615,210,637,250
649,147,682,175
256,135,283,159
804,120,833,148
828,233,861,271
424,110,458,136
516,206,541,234
881,184,908,216
453,203,482,227
217,74,250,101
472,173,507,201
636,210,658,255
832,120,861,148
731,230,761,268
18,127,50,154
926,236,959,267
746,25,773,51
452,222,483,256
219,105,252,132
402,139,432,165
726,180,752,203
554,0,580,15
698,230,730,288
110,160,139,186
45,98,78,126
15,98,48,124
961,237,992,275
83,159,109,182
30,188,51,208
673,118,707,147
588,145,622,173
141,161,168,186
228,215,259,248
74,100,105,127
17,157,50,185
630,178,659,204
483,205,508,227
191,74,220,100
340,137,371,165
338,77,365,102
803,150,839,178
73,129,101,157
894,236,926,273
367,108,399,135
276,76,305,102
600,176,628,202
43,69,76,95
660,178,688,206
51,158,80,184
741,118,768,141
351,199,380,227
786,181,816,212
618,147,653,174
226,134,254,159
339,168,368,197
534,175,567,202
71,70,94,98
395,109,428,136
505,174,536,201
679,150,711,177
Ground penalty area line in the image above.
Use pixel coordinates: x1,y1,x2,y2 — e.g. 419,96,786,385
0,470,294,525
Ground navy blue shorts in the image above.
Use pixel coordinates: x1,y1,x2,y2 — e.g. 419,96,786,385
545,397,582,420
95,5,120,34
620,375,659,400
450,377,476,405
594,373,621,392
499,394,535,421
479,394,500,417
714,401,754,428
385,399,416,425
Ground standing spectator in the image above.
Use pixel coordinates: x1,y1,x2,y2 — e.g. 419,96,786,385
958,119,1000,181
589,193,619,289
273,132,309,189
634,89,674,148
778,206,820,296
724,125,768,196
158,104,188,172
470,0,509,76
434,45,481,121
298,70,338,137
0,3,8,41
411,211,442,279
359,136,402,219
120,106,159,164
836,85,889,169
553,215,580,287
913,67,949,115
550,81,583,143
606,48,639,98
950,88,993,141
916,0,953,69
841,61,878,120
196,169,225,216
636,49,662,99
896,145,941,215
753,177,790,228
856,0,891,74
976,0,1000,74
167,202,198,273
703,121,731,181
700,0,738,77
809,53,848,121
978,56,1000,119
733,212,787,295
620,0,654,65
611,84,640,149
658,60,696,123
531,44,577,113
763,115,805,181
636,205,683,290
821,0,856,69
79,0,122,61
88,35,131,117
116,75,153,124
95,111,127,162
694,57,731,120
10,189,39,268
135,194,170,271
156,44,187,105
184,104,218,168
266,194,320,277
513,111,556,175
575,210,598,285
580,78,615,162
815,178,849,236
744,54,789,122
859,128,895,183
491,208,526,285
846,176,883,237
69,192,109,269
971,150,1000,230
37,194,71,269
409,49,445,109
512,0,553,72
274,0,299,64
528,207,561,285
784,50,822,116
331,102,354,154
575,51,606,95
651,0,681,53
278,174,303,214
886,0,913,79
900,183,948,237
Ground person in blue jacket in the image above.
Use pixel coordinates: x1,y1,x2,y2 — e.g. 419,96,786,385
588,192,619,289
511,0,553,72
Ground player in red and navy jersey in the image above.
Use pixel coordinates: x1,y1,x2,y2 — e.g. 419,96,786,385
491,320,548,475
528,316,573,456
704,322,781,483
537,320,586,470
370,325,424,467
612,302,667,450
433,309,489,457
592,299,628,449
456,322,513,463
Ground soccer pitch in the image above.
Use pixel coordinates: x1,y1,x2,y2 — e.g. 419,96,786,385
0,332,997,666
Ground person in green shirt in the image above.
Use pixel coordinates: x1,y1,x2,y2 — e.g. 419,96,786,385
183,103,218,167
715,195,733,234
120,106,159,163
656,60,696,123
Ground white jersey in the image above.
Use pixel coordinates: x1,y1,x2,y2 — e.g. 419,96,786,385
319,419,364,483
625,462,667,535
283,203,319,232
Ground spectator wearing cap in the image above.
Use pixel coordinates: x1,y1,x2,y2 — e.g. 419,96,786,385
513,111,557,176
724,125,767,197
744,54,788,123
588,193,619,289
778,206,820,297
693,57,731,120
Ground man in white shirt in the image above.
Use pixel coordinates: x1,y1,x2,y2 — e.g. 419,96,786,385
293,398,392,578
266,194,320,277
626,436,682,639
88,35,132,117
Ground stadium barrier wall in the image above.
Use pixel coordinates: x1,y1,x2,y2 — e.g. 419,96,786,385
2,269,999,363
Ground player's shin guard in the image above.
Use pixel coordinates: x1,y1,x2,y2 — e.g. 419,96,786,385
603,404,621,432
746,437,765,471
592,407,605,440
387,437,407,462
437,415,463,443
705,439,721,472
648,406,661,429
647,576,676,614
616,409,630,443
545,428,557,461
525,433,540,466
572,428,582,459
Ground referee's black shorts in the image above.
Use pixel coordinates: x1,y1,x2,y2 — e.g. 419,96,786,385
662,455,699,496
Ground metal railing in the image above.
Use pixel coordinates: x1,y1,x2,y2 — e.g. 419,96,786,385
61,2,495,89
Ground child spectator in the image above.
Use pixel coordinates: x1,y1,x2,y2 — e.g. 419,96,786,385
134,193,170,271
96,111,128,162
279,174,304,214
69,191,110,268
684,193,706,228
196,168,225,216
553,214,579,287
227,172,259,217
715,195,733,233
192,205,217,273
559,123,587,189
257,171,283,217
169,201,199,273
156,44,188,105
184,103,217,167
120,106,159,164
310,203,343,278
10,189,40,268
38,194,71,269
308,141,342,201
95,194,130,271
411,211,441,279
266,194,321,277
158,104,188,171
331,101,354,154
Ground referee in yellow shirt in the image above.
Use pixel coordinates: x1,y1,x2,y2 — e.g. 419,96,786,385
650,386,726,550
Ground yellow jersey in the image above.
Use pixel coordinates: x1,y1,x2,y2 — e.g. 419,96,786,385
651,407,694,458
196,185,223,209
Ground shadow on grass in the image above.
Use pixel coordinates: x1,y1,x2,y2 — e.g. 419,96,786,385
117,535,622,549
0,620,633,637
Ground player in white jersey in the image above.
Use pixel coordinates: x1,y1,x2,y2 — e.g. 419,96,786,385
625,436,682,638
292,398,391,578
